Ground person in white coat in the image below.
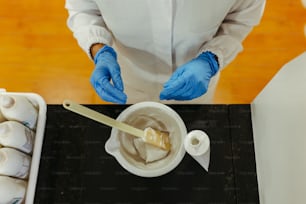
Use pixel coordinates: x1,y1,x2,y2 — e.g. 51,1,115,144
65,0,266,104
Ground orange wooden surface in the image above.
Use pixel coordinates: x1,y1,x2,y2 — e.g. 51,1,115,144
0,1,305,104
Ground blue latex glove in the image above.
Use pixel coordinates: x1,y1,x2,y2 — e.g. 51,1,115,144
90,45,127,104
160,52,219,101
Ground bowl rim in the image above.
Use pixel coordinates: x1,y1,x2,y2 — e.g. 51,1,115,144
105,101,187,177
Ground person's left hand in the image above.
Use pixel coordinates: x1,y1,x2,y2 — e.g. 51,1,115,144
159,52,219,101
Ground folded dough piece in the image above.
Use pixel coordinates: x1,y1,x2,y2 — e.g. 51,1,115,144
134,138,169,163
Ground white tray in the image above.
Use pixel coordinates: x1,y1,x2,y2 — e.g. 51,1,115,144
0,89,47,204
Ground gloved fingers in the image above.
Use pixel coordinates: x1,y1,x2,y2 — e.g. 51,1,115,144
109,67,124,92
178,79,211,100
168,85,194,100
160,78,187,100
180,81,210,100
163,83,198,100
94,79,127,104
161,80,208,101
163,67,184,88
98,89,127,104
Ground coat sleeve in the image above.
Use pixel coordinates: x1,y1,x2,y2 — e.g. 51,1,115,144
200,0,266,69
65,0,113,59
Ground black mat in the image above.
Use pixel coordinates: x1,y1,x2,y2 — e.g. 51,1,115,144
34,104,258,204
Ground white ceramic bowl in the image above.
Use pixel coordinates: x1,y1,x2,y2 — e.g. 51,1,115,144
105,102,187,177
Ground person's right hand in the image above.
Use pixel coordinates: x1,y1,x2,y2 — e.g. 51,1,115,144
90,45,127,104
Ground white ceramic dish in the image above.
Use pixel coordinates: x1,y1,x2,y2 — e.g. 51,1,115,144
0,89,47,204
105,101,187,177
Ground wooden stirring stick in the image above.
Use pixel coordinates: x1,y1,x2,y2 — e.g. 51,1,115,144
62,100,171,151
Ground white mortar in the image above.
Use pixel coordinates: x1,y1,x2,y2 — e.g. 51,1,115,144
105,102,187,177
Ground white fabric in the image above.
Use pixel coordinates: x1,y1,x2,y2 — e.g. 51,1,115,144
65,0,265,104
251,52,306,204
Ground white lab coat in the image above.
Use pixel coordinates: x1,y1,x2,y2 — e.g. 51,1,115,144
65,0,265,104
